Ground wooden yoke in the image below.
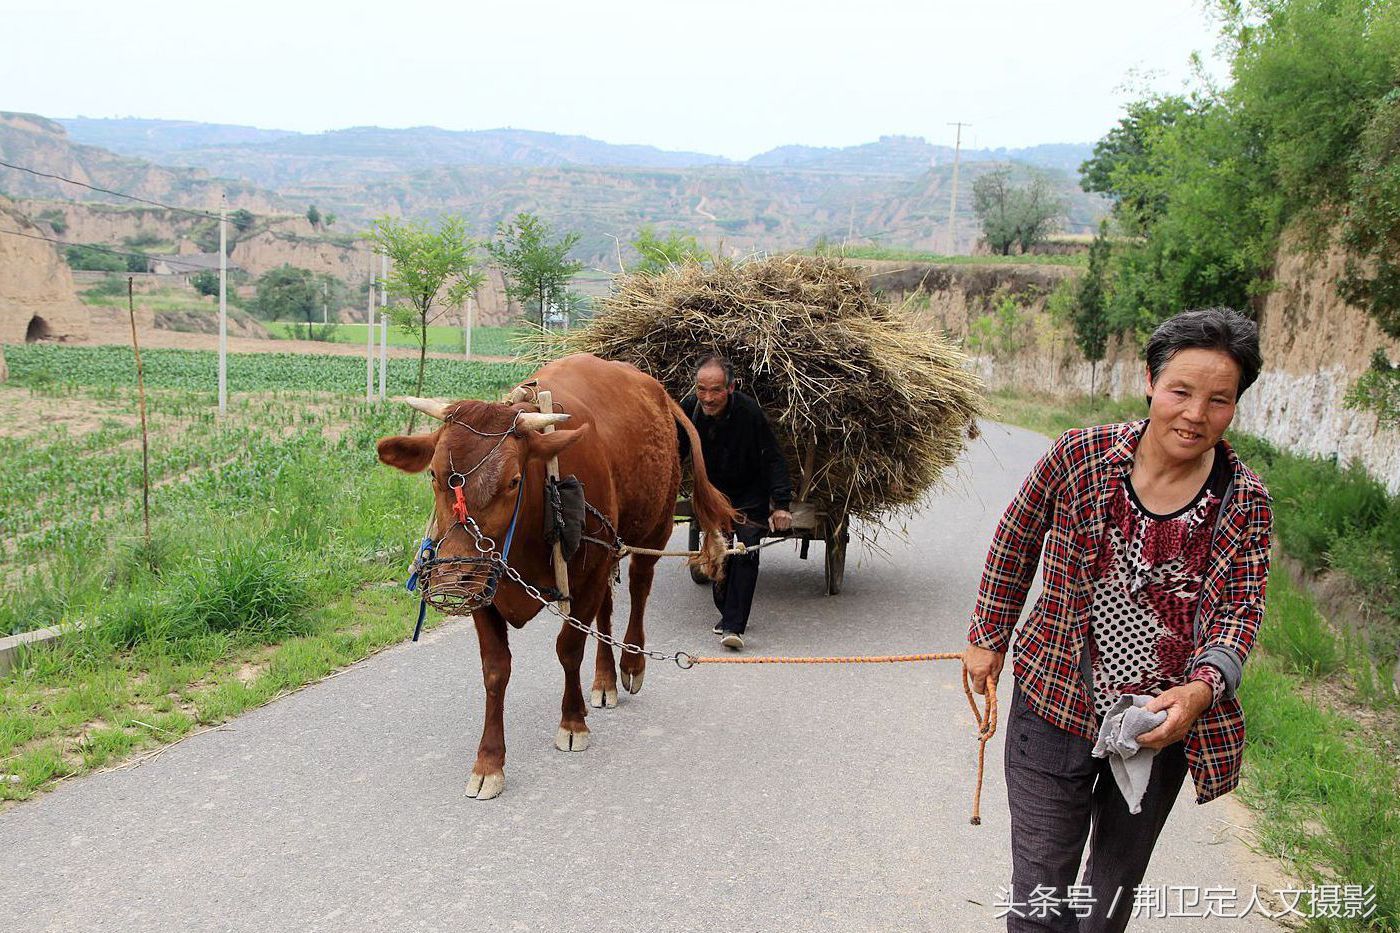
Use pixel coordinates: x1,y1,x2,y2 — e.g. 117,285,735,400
537,390,572,618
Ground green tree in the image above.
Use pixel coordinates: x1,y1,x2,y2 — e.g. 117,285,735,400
1014,173,1064,254
230,209,255,233
252,265,345,338
1080,0,1400,353
64,244,126,272
631,225,706,274
1072,222,1113,395
487,212,583,326
1080,97,1193,236
191,270,220,297
366,216,484,430
1340,89,1400,340
971,169,1064,255
306,205,321,230
323,212,336,229
1217,0,1399,225
252,265,319,322
194,220,223,254
1345,350,1400,428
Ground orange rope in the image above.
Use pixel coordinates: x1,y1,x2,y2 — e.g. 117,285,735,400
689,650,998,825
689,652,965,664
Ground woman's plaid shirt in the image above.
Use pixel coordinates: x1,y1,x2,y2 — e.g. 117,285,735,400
968,420,1272,804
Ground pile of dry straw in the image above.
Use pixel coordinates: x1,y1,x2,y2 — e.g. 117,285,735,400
552,254,984,525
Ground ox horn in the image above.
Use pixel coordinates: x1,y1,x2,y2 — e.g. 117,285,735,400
398,396,452,421
514,412,571,433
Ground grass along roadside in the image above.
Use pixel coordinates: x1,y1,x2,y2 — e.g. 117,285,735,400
990,388,1399,930
1240,567,1400,930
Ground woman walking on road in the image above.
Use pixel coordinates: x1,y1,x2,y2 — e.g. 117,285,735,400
964,308,1273,933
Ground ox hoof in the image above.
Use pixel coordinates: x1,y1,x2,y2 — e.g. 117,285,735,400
554,727,591,752
466,770,505,800
590,688,618,709
620,669,645,695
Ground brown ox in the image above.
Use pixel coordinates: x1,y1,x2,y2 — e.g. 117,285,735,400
377,353,735,799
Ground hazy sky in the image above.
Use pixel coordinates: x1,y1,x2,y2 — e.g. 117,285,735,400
3,0,1226,160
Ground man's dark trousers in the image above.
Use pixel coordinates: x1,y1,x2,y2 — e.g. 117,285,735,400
1004,682,1189,933
713,519,764,634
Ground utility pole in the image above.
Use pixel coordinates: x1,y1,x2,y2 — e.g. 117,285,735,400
366,254,375,402
218,196,227,414
463,294,475,360
322,280,328,326
946,121,971,255
378,253,388,400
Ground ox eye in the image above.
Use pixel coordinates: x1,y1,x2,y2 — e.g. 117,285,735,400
509,476,521,490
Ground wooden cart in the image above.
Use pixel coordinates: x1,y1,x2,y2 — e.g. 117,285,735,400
675,498,849,596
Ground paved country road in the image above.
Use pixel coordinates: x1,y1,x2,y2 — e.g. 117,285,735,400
1,423,1281,932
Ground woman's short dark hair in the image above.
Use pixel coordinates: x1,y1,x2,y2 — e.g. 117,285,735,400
694,352,735,384
1144,308,1262,397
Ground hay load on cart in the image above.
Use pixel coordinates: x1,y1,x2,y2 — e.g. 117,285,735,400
550,254,985,593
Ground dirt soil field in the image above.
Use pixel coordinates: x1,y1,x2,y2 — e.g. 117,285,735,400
0,385,137,438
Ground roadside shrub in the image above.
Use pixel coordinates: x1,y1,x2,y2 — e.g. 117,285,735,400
1268,458,1389,573
105,533,181,588
1223,432,1279,471
161,538,312,643
1330,519,1400,627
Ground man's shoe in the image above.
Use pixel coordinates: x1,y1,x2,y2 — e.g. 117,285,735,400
713,623,724,635
721,632,744,651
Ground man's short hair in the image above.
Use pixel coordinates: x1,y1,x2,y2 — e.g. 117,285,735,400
1144,307,1263,397
694,352,735,384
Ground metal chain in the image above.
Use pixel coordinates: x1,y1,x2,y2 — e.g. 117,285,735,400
457,516,696,669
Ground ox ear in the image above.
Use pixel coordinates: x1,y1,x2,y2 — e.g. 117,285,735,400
523,423,591,463
377,432,438,473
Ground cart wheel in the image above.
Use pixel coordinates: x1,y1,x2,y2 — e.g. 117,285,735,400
824,514,847,596
688,521,709,585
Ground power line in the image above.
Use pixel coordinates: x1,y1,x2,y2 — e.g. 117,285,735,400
0,226,218,271
0,157,223,220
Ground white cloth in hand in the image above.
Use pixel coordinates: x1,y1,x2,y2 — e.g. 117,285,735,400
1091,694,1168,815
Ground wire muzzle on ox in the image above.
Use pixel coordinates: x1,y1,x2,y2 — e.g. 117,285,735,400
400,396,569,622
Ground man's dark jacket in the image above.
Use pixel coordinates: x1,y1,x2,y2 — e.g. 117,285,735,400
679,391,793,517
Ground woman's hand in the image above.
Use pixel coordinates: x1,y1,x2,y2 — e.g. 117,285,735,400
1137,681,1213,748
964,643,1005,696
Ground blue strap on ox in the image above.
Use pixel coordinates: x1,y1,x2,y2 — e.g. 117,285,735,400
407,536,435,642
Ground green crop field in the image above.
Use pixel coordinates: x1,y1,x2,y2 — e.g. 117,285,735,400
4,344,534,396
0,343,541,800
263,322,527,358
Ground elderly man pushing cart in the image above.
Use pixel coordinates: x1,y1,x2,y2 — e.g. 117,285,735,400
678,353,793,651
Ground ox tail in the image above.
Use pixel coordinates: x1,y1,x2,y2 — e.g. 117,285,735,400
667,396,739,583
